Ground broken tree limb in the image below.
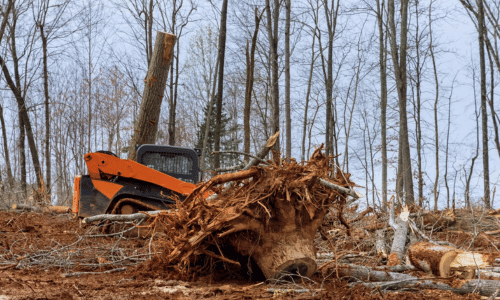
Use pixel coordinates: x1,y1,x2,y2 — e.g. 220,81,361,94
323,264,416,281
127,31,176,161
355,278,500,297
206,131,279,201
375,229,388,258
387,204,409,266
408,218,455,247
82,210,163,224
243,130,279,170
61,267,126,278
317,178,361,200
12,204,70,214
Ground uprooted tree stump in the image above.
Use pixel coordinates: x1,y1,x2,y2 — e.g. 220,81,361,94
147,145,358,279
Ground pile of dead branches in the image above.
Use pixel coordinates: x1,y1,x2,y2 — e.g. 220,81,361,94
146,146,356,276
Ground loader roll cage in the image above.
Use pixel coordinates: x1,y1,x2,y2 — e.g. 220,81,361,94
136,144,201,184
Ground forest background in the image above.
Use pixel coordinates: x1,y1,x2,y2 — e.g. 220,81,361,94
0,0,498,212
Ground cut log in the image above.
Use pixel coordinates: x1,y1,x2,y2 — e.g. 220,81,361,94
450,252,498,270
12,204,71,214
407,241,457,277
408,241,499,278
387,208,409,266
375,229,388,258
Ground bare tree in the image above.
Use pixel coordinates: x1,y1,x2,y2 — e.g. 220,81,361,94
265,0,280,152
284,0,291,159
35,0,70,197
388,0,414,204
375,0,388,211
0,2,43,192
244,7,261,163
478,0,491,208
213,0,228,170
428,0,440,211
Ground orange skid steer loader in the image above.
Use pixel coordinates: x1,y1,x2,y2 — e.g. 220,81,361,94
72,145,204,218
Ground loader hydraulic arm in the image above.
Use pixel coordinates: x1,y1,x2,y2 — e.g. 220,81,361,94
84,152,198,196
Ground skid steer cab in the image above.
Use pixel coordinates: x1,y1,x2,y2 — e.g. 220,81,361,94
72,145,203,218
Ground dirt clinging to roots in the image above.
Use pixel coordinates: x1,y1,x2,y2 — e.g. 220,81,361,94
146,146,355,276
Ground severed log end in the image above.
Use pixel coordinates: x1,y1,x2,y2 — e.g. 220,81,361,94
439,251,458,278
408,241,457,277
408,241,499,278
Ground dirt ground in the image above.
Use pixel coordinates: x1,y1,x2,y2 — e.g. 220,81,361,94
0,210,488,299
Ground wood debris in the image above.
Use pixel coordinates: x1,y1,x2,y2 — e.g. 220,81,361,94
146,145,357,279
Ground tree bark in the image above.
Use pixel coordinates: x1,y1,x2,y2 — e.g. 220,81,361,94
128,31,176,161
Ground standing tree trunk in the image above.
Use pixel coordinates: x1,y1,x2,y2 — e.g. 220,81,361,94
376,0,388,212
0,105,13,188
40,24,51,197
265,0,280,153
0,9,43,191
128,31,176,161
19,111,26,197
388,0,414,204
284,0,291,159
478,0,491,209
167,5,177,146
413,1,424,207
429,2,439,211
213,0,228,170
213,0,227,169
301,32,316,162
244,8,261,163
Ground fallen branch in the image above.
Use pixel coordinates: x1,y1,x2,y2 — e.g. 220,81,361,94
324,264,417,282
355,278,500,297
61,267,127,278
408,218,455,247
487,288,500,300
207,131,280,201
12,204,70,214
82,210,163,224
317,178,361,200
387,203,409,266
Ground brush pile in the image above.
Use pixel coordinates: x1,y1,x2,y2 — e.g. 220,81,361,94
147,146,357,279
